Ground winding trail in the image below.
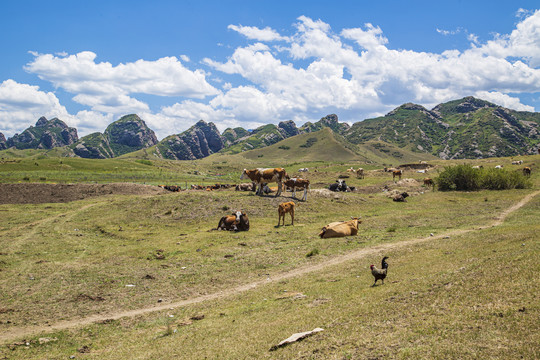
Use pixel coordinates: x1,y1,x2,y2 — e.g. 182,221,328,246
2,190,538,343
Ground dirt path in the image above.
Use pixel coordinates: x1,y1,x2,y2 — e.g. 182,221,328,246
2,190,538,343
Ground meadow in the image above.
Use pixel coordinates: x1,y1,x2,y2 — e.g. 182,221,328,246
0,153,538,359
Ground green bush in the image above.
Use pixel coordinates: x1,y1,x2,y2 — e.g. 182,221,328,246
436,165,482,191
436,165,531,191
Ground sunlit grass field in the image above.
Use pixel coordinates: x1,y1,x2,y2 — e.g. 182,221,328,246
0,153,538,359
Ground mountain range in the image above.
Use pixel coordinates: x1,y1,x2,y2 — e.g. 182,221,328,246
1,97,539,161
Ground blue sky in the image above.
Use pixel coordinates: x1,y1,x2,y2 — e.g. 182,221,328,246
1,0,539,139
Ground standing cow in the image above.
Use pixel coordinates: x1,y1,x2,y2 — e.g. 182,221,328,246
277,201,295,226
240,168,287,197
283,176,310,201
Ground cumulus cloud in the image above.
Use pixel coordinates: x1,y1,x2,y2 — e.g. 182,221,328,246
24,51,219,114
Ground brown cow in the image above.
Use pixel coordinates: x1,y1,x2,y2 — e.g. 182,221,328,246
392,169,402,182
240,168,287,196
523,167,531,176
319,217,361,238
423,178,434,189
217,211,250,231
392,192,409,202
283,176,310,201
356,168,364,179
277,201,295,226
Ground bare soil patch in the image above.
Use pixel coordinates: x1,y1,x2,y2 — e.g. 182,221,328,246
0,182,167,204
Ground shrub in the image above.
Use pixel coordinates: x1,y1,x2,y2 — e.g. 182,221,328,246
436,165,481,191
436,165,531,191
306,248,319,257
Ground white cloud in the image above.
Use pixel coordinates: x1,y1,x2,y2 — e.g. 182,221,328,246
0,79,71,137
228,24,289,42
25,51,219,110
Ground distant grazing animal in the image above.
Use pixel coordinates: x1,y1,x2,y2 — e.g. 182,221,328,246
329,179,349,192
356,168,364,179
392,192,409,202
347,167,355,173
370,256,389,286
512,160,523,165
392,169,402,182
283,176,310,201
523,167,531,176
319,217,361,238
298,168,309,172
240,168,287,196
495,165,503,169
159,185,181,192
472,165,483,169
423,178,434,189
235,182,255,191
419,160,427,164
277,201,295,226
217,211,250,231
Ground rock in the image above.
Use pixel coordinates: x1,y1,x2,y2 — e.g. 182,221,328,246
270,328,324,351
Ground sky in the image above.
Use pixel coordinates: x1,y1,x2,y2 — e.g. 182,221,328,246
1,0,540,140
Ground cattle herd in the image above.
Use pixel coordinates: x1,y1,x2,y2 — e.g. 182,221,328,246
157,162,533,237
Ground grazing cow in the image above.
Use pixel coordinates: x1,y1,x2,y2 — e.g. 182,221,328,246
329,179,349,192
217,211,250,231
423,178,434,189
283,176,310,201
356,168,365,179
240,168,287,196
298,168,309,172
235,182,255,191
277,201,295,226
319,218,362,238
392,169,402,182
495,165,503,169
523,167,531,176
512,160,523,165
392,192,409,202
347,167,355,173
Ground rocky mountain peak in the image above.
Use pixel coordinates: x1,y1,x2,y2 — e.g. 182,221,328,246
36,116,49,127
0,132,6,150
278,120,299,137
6,116,78,150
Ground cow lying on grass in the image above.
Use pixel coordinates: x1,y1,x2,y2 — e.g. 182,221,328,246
217,211,250,231
277,201,295,226
392,192,409,202
319,217,361,238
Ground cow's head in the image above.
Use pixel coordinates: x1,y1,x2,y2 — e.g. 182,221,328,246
240,169,248,179
234,210,243,221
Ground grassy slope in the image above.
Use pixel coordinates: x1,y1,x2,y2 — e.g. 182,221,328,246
0,155,538,358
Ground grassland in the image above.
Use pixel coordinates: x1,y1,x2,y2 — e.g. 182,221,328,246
0,153,538,359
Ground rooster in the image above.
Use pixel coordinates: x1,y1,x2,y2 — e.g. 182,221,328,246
370,256,389,286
